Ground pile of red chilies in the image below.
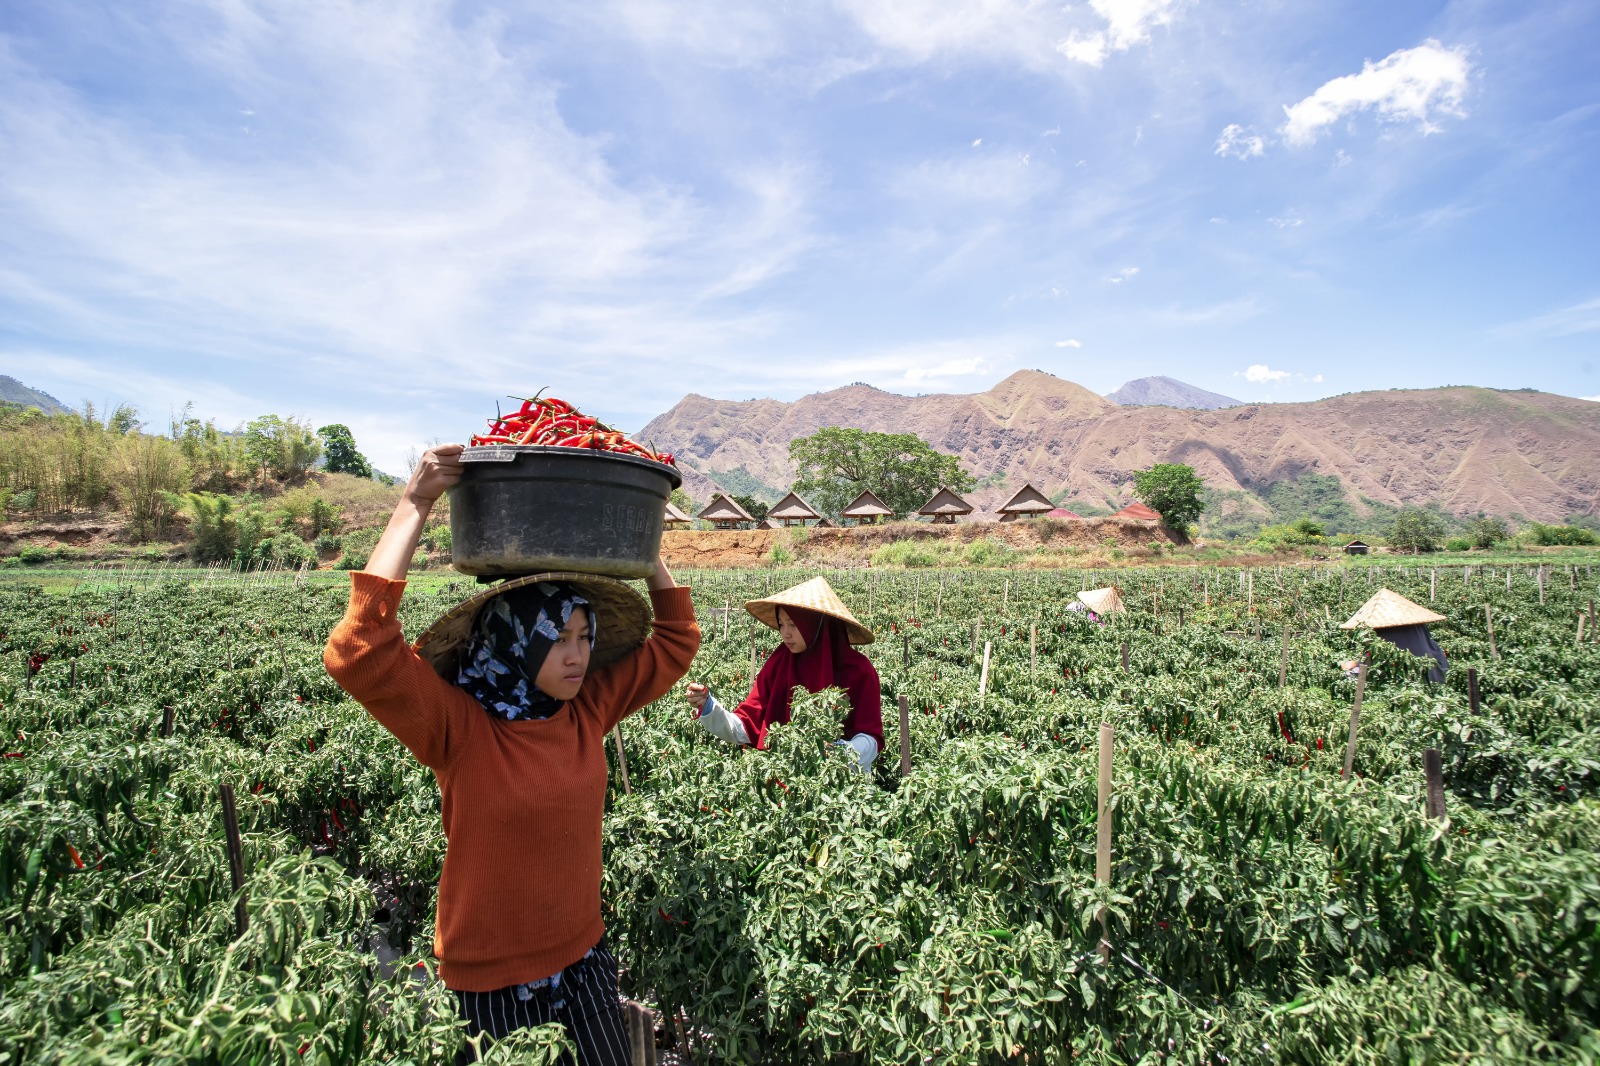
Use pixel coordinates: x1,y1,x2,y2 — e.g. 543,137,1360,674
468,394,674,466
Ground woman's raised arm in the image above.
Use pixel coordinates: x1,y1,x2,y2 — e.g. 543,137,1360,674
366,444,465,580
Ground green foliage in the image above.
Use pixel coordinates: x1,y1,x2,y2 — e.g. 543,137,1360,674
1132,463,1205,530
1254,516,1329,552
789,427,975,519
731,494,770,522
242,415,322,483
255,532,315,569
1524,524,1598,547
423,524,452,556
4,563,1599,1062
317,424,375,480
669,487,693,517
706,466,780,505
1464,514,1511,548
17,545,54,565
767,543,794,565
1260,473,1363,534
8,489,36,513
178,492,239,563
1391,508,1447,553
870,539,943,568
334,527,383,571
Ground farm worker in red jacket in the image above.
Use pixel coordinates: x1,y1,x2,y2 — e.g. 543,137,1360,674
684,576,883,771
323,444,699,1066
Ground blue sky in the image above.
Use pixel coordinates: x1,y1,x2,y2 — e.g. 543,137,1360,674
2,0,1597,471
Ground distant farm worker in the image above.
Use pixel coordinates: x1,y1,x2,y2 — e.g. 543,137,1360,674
684,576,883,772
1339,587,1449,683
323,444,699,1066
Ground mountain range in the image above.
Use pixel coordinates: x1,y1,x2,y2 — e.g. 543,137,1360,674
638,371,1600,524
0,375,71,415
1105,376,1241,409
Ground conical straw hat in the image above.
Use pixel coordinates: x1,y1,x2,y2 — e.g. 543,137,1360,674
745,576,874,645
1340,588,1446,630
1076,586,1125,614
414,572,652,680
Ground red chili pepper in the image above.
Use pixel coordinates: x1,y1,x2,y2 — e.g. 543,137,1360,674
330,809,345,831
67,843,84,869
320,823,335,848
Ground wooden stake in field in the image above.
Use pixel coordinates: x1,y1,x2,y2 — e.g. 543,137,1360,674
161,706,175,738
611,726,632,795
898,694,911,777
1029,624,1037,680
1423,748,1447,821
978,642,991,704
1484,604,1500,661
1341,660,1368,780
1430,569,1436,602
1003,579,1009,613
219,783,249,938
1120,641,1130,672
936,573,944,619
1278,626,1289,688
1096,722,1114,961
1467,667,1480,713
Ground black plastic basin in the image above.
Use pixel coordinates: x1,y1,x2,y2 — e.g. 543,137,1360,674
449,446,683,579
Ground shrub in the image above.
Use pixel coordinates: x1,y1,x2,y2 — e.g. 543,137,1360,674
313,533,342,556
1524,523,1598,547
9,488,37,512
768,543,794,566
255,532,314,569
963,538,1018,567
18,545,54,565
410,549,430,571
1254,516,1328,552
1390,508,1446,553
870,540,942,568
424,524,452,555
1444,537,1472,552
334,527,382,571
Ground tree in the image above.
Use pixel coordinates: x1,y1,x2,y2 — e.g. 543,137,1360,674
669,487,694,516
731,494,770,522
789,427,974,519
1132,463,1205,531
1390,508,1446,553
1463,513,1509,549
317,424,374,479
243,415,321,483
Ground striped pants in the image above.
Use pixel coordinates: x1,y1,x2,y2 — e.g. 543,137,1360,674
451,940,632,1066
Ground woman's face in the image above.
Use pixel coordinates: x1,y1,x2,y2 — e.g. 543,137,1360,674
776,608,808,655
534,607,592,701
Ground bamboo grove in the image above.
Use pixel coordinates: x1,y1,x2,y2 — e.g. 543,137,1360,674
1,561,1597,1063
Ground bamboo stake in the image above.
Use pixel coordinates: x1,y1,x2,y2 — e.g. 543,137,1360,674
1120,641,1130,672
1467,667,1480,714
1029,624,1037,680
1341,660,1368,779
1423,748,1447,821
978,642,992,704
219,784,248,938
902,688,915,771
161,706,175,738
1591,599,1597,645
1485,604,1500,661
1278,626,1289,688
1096,722,1114,961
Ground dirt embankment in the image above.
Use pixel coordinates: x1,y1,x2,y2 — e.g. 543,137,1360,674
661,516,1183,569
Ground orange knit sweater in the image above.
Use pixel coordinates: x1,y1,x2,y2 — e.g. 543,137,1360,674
323,572,699,991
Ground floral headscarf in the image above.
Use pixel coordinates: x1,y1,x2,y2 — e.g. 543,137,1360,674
455,581,596,720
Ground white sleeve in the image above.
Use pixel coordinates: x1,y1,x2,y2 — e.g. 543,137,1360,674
696,693,750,746
846,733,879,772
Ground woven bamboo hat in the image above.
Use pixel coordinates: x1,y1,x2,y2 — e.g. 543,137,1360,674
1076,586,1126,614
1340,588,1446,631
745,576,874,645
413,572,652,680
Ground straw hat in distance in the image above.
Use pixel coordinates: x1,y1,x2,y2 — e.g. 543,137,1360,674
745,576,874,646
1076,586,1126,615
1340,588,1446,631
413,571,652,680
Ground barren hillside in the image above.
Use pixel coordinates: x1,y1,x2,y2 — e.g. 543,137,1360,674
638,372,1600,522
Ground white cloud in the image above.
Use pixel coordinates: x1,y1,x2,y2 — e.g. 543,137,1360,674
1312,374,1325,383
1582,395,1600,403
1281,40,1472,146
1105,267,1140,284
1493,296,1600,339
971,137,983,148
1055,339,1082,348
1238,364,1290,383
1214,124,1265,160
1268,215,1304,229
1057,0,1181,67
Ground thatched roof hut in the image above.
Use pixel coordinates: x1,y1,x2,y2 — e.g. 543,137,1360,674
767,492,822,527
663,501,691,529
698,493,755,529
917,487,974,525
842,489,894,525
996,483,1054,522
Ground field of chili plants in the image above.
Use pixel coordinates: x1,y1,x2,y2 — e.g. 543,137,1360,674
2,561,1598,1064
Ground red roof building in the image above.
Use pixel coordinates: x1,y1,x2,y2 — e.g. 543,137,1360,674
1112,502,1161,521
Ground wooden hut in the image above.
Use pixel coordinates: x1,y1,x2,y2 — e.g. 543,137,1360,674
1342,540,1370,556
757,516,782,530
996,483,1054,522
1112,501,1161,522
917,487,974,525
663,501,691,530
815,517,838,528
842,489,893,526
697,493,755,530
767,491,822,528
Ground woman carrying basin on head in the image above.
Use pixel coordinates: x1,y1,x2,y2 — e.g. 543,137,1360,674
322,444,699,1065
684,576,883,771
